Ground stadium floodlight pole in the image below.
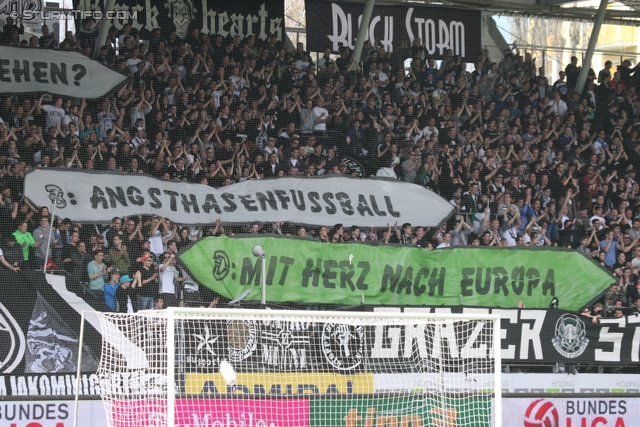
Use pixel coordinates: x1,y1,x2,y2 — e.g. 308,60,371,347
351,0,376,65
575,0,609,94
252,245,267,304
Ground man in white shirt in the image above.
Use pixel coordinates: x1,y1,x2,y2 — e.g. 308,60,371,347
130,127,147,149
158,252,179,307
375,62,389,88
436,232,452,248
590,205,606,230
421,117,439,141
125,48,142,76
317,48,334,69
39,95,65,131
312,97,329,131
148,216,173,257
501,208,523,247
295,53,311,72
228,66,245,90
551,91,568,118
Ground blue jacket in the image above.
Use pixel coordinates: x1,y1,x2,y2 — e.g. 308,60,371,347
104,281,119,311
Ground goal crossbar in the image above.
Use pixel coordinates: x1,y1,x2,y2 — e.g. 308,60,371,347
81,307,502,427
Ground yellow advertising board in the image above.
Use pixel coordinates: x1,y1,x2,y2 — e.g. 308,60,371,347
185,372,374,395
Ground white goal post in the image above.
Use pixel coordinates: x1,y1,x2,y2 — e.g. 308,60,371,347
76,308,502,427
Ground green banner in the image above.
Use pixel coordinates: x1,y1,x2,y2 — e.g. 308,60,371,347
309,395,492,427
179,237,615,310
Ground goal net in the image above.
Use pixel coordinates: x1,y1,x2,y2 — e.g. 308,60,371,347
86,308,501,427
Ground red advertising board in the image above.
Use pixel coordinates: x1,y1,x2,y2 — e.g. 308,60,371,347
109,398,309,427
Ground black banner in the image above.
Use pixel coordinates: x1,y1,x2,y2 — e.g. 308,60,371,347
304,1,481,61
184,318,338,373
180,307,640,375
2,270,638,394
73,0,284,41
370,307,640,366
183,306,640,372
0,271,102,396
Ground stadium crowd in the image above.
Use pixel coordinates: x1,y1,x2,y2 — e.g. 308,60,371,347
0,16,640,314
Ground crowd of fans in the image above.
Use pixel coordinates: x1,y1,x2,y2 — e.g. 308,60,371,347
1,16,640,316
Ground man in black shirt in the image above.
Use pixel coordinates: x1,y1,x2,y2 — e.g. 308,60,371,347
60,230,80,273
215,138,235,167
133,252,158,311
1,235,23,267
125,218,144,262
105,217,123,248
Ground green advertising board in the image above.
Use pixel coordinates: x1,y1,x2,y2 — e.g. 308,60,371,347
179,236,615,310
309,395,492,427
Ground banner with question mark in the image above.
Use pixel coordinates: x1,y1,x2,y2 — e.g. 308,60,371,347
0,46,127,98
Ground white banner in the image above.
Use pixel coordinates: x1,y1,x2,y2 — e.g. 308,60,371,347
0,46,127,99
23,169,454,227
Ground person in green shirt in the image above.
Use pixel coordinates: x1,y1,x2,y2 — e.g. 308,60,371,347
13,221,38,261
108,233,130,275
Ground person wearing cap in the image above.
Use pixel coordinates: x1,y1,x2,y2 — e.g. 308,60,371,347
104,269,121,311
449,192,462,209
116,274,139,313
